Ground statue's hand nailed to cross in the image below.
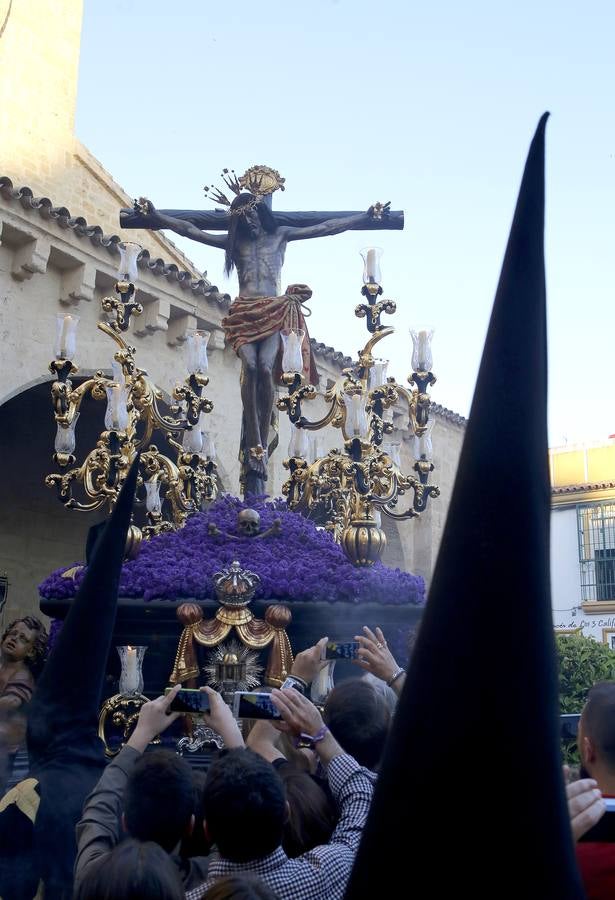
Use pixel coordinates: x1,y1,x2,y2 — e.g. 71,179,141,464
368,201,391,220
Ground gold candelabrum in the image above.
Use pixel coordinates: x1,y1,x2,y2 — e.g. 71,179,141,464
278,247,440,567
46,242,218,547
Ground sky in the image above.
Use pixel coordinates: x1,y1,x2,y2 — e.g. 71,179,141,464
77,0,614,447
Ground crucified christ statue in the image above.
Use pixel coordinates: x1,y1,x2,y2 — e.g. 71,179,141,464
120,166,403,496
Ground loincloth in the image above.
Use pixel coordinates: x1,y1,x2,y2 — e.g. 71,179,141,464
221,284,319,385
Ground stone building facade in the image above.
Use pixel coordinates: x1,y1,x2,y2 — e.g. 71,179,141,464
0,0,466,625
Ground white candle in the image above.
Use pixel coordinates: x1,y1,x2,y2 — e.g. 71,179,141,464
57,315,76,358
366,249,377,282
411,328,434,372
418,331,428,369
125,646,138,693
281,330,304,373
60,316,72,357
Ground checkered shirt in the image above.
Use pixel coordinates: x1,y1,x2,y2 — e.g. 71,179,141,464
185,753,375,900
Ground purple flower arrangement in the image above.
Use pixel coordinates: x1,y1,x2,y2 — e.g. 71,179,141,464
39,495,425,606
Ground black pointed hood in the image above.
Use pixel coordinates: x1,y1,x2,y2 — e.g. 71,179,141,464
27,456,139,768
345,115,584,897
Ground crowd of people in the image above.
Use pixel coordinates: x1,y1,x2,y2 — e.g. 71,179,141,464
72,626,400,900
3,602,615,899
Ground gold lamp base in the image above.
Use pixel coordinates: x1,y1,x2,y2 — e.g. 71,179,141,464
342,520,387,567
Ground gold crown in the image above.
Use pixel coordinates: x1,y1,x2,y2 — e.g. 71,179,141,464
204,165,285,212
213,559,261,608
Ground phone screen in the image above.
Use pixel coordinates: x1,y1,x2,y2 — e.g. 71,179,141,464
233,692,282,720
166,688,210,715
323,640,360,660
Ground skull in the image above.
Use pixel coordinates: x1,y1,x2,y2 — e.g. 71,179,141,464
238,508,261,537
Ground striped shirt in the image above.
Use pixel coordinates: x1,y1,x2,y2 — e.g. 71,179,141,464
185,753,374,900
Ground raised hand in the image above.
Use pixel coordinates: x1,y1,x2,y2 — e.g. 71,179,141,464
292,636,329,684
566,777,606,840
127,684,182,752
271,687,325,738
271,688,344,764
354,626,399,683
200,686,244,749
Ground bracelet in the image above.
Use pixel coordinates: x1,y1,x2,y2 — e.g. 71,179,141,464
281,675,308,694
294,725,328,750
386,668,405,687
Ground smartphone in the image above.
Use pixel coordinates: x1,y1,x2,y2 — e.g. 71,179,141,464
165,687,210,715
560,713,581,740
321,640,360,661
232,691,282,720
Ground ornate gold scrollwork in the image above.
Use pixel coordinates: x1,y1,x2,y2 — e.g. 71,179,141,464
278,271,439,566
47,279,218,539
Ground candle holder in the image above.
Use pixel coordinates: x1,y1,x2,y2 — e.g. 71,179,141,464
277,248,440,567
98,645,152,758
46,243,218,539
117,645,147,696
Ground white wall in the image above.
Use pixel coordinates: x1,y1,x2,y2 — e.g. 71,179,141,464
551,504,615,643
551,507,581,625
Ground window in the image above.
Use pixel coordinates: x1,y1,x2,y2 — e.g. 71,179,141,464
577,503,615,602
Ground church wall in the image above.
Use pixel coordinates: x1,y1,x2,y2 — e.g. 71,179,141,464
0,0,206,278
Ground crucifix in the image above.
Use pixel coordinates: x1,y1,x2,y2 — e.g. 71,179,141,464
120,165,404,496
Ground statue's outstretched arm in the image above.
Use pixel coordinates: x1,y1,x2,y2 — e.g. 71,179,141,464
282,211,368,242
282,203,389,242
134,198,226,249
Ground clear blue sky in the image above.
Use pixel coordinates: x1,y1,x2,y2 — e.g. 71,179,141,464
77,0,614,446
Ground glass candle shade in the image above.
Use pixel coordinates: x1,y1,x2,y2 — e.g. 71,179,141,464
308,434,324,464
111,358,126,386
186,329,210,374
413,419,434,462
183,424,203,454
368,358,389,391
343,391,369,439
410,328,434,373
144,481,162,515
388,441,402,468
54,413,79,454
117,242,141,283
360,247,383,285
280,329,305,374
54,313,80,360
288,423,309,458
202,430,216,460
117,645,146,695
104,383,129,431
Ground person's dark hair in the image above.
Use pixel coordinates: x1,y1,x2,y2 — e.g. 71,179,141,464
323,678,391,770
123,750,195,852
582,681,615,768
180,769,209,859
1,616,48,675
203,874,280,899
203,748,286,862
277,763,337,857
224,193,277,276
74,839,184,900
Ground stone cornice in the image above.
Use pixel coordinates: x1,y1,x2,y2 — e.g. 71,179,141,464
0,175,230,306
